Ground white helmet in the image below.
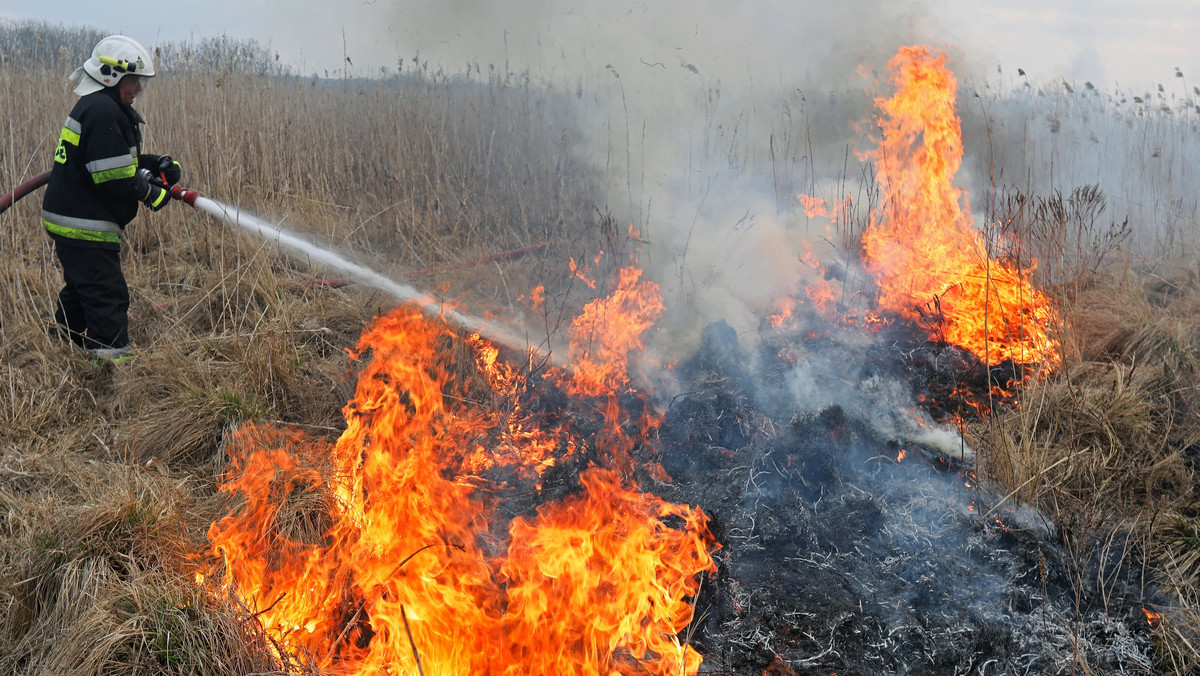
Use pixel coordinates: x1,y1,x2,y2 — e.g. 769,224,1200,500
68,35,156,97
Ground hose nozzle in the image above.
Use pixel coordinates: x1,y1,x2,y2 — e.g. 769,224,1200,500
169,183,200,207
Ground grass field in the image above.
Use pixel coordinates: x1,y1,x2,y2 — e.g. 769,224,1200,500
2,20,1199,674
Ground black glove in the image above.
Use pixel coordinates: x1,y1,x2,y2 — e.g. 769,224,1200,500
137,169,171,211
157,155,182,186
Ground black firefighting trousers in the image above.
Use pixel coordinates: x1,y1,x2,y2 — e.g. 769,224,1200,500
53,240,129,350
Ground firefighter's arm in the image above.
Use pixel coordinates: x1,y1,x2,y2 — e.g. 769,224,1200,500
84,118,145,203
84,122,169,210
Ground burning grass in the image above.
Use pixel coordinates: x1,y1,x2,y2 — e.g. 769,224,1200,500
199,275,717,675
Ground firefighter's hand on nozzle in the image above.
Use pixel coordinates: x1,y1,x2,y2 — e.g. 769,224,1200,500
157,155,182,186
137,169,171,211
143,183,171,211
137,167,163,188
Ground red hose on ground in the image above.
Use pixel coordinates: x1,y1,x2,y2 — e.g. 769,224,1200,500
0,169,52,215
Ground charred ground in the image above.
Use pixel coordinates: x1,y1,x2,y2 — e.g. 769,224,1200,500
646,318,1160,674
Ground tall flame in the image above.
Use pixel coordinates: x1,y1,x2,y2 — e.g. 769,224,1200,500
205,268,716,674
863,45,1060,368
559,266,665,398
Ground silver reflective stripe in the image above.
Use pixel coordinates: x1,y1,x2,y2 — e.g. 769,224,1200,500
85,154,135,174
129,145,138,156
42,210,121,234
64,116,82,134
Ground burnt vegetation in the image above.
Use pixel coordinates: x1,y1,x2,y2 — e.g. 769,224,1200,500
652,318,1160,673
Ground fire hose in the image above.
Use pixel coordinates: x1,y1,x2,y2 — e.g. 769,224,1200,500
0,169,52,215
159,182,549,281
0,169,194,215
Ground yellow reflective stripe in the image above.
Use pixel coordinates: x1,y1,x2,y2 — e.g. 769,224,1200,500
147,188,167,208
60,126,80,146
44,219,121,243
91,164,137,184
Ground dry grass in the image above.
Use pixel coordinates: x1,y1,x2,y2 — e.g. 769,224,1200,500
1,471,283,675
967,266,1200,671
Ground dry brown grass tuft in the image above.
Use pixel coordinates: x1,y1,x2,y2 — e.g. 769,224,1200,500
969,265,1200,669
1160,515,1200,587
977,360,1188,512
0,464,285,675
974,268,1199,510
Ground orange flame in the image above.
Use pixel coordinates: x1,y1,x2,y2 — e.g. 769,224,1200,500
798,194,830,219
558,266,665,398
862,45,1060,369
501,467,714,674
768,297,799,330
1143,608,1162,628
529,284,546,311
205,271,717,675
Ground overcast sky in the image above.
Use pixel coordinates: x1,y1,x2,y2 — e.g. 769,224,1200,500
3,1,1198,94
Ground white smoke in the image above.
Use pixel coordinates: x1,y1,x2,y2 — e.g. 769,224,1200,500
359,0,963,347
361,2,990,464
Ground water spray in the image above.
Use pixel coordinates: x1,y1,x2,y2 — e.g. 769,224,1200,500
1,172,548,359
167,185,542,357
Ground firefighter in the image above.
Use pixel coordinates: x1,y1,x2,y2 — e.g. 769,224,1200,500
42,35,182,362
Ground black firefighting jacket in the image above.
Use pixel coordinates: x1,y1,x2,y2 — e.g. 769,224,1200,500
42,86,166,250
